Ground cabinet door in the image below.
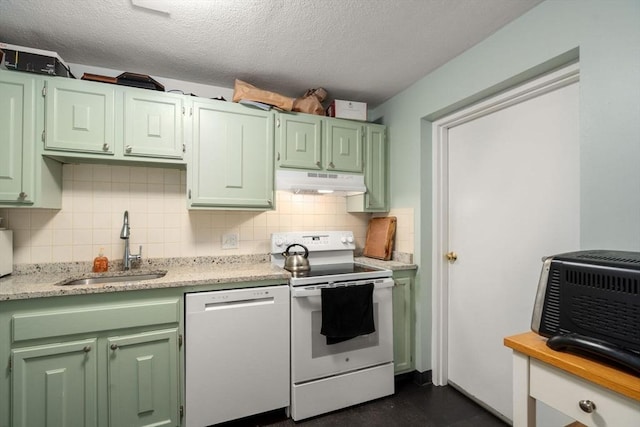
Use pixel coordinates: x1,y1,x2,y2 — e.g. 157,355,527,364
277,114,322,169
190,101,274,209
324,119,363,173
44,78,115,154
364,124,388,210
11,339,98,427
0,72,35,204
107,329,179,427
124,90,184,159
392,273,414,374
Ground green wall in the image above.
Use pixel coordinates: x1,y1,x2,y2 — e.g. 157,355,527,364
371,0,640,372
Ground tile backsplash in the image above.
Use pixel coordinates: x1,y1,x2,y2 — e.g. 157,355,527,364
0,164,414,265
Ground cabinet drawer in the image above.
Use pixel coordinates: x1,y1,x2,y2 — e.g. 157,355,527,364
530,359,640,426
12,298,180,342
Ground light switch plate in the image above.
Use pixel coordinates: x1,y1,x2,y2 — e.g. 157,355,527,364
222,233,239,249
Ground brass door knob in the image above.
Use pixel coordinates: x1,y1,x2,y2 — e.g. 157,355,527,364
446,252,458,262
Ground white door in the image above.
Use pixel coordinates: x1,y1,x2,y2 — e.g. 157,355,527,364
439,68,580,421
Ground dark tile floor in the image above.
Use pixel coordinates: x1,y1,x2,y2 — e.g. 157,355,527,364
215,377,508,427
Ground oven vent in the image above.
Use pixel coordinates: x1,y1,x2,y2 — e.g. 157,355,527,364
565,268,640,295
540,268,562,333
571,295,640,344
574,251,640,266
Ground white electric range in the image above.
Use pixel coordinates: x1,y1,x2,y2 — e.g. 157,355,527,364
271,231,395,421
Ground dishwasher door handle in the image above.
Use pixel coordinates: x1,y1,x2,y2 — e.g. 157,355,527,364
204,297,275,311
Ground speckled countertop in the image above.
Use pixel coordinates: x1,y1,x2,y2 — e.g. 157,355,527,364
0,254,417,301
355,256,417,271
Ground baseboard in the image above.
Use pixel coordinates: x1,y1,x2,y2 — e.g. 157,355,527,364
413,370,432,385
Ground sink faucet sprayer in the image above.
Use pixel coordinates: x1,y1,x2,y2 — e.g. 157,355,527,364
120,210,142,270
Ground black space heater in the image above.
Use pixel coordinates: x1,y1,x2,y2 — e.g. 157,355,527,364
531,249,640,375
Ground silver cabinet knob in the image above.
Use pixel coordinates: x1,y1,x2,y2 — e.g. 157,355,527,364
102,143,110,151
315,161,321,167
329,162,335,169
18,192,28,200
125,145,132,153
83,346,91,353
110,344,119,350
578,399,596,413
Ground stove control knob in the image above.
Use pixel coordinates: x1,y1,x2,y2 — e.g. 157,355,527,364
274,238,284,247
341,236,348,244
347,236,354,243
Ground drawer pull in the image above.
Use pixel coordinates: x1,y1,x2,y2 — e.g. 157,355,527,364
579,399,596,413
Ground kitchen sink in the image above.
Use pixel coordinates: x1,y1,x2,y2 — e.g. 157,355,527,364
57,270,167,286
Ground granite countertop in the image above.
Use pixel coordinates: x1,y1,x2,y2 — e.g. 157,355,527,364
0,254,417,301
355,256,418,271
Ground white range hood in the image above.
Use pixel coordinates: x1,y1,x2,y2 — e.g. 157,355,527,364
275,170,366,195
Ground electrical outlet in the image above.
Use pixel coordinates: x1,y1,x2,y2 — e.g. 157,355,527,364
222,233,239,249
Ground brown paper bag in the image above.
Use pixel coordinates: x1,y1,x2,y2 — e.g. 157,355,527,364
292,88,328,115
232,79,294,111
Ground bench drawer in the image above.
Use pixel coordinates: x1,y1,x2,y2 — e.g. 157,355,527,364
530,359,640,426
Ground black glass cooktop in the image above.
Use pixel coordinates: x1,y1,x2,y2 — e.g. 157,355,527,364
289,263,383,278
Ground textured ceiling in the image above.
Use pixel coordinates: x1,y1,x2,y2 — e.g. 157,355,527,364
0,0,543,107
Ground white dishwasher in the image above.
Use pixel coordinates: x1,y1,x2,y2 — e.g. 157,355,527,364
184,285,290,427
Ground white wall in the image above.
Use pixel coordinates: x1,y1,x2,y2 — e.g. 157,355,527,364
371,0,640,373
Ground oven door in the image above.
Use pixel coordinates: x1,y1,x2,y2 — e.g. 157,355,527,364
290,278,394,383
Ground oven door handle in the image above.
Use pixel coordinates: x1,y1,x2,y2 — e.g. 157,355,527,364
291,280,394,298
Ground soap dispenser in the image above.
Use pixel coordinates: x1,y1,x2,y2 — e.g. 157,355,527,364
93,248,109,273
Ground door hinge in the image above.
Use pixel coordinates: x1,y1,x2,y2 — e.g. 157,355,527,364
277,152,280,161
178,334,183,348
180,405,184,418
8,356,11,372
188,189,191,199
190,107,193,117
182,143,186,153
276,118,280,128
42,82,47,97
41,130,45,143
182,106,185,115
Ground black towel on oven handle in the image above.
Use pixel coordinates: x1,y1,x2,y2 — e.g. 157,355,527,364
320,283,375,345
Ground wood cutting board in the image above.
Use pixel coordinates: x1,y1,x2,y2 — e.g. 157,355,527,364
363,216,397,260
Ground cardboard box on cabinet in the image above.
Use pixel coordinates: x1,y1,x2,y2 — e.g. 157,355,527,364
327,99,367,121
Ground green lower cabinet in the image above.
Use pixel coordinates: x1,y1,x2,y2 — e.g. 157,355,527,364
107,329,179,427
11,339,98,427
392,270,415,374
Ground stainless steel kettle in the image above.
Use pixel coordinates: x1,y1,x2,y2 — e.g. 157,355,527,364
282,243,310,272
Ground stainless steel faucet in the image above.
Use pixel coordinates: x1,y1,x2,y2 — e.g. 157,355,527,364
120,210,142,270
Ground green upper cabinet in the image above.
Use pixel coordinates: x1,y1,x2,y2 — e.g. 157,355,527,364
347,123,388,212
107,329,180,427
0,70,62,208
324,118,363,173
123,90,184,159
42,77,185,164
276,113,322,169
0,72,36,204
44,77,116,155
11,339,98,427
275,113,363,173
189,100,274,210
